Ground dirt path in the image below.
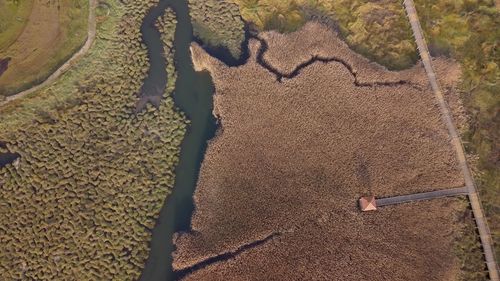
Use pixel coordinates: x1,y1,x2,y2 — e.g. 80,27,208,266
403,0,499,279
376,187,468,207
0,0,97,107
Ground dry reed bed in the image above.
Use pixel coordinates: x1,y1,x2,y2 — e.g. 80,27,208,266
156,8,177,95
259,22,427,85
174,23,466,279
181,199,464,281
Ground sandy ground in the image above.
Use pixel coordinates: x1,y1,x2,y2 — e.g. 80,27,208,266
171,22,465,280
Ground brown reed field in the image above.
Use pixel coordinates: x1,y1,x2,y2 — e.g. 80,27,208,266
172,22,484,281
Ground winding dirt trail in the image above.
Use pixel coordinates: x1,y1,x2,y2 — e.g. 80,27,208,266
0,0,97,108
403,0,499,279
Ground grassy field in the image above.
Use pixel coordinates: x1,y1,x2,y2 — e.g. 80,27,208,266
0,0,34,51
413,0,500,261
0,1,102,133
230,0,418,69
189,0,245,60
0,0,88,96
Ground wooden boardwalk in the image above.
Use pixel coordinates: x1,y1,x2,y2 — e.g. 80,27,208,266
377,187,468,207
402,0,499,279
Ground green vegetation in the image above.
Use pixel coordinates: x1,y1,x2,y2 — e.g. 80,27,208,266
0,0,187,279
96,1,112,18
414,0,500,260
188,0,245,59
235,0,305,32
326,0,418,70
0,0,34,51
231,0,418,69
454,201,490,281
0,0,89,96
156,7,178,95
187,0,417,68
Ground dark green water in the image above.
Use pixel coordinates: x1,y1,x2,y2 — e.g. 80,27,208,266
138,0,217,280
0,141,19,168
0,153,19,168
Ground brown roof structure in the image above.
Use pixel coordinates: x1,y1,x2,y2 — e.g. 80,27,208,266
359,196,377,211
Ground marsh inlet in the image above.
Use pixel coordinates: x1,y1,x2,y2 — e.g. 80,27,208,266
138,0,218,280
0,152,19,168
0,58,11,78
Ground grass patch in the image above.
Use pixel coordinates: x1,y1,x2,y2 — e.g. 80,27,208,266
454,200,490,281
0,1,109,133
0,0,34,51
231,0,418,70
0,0,89,96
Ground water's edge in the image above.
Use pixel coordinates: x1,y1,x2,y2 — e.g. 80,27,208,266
0,152,19,168
138,0,217,280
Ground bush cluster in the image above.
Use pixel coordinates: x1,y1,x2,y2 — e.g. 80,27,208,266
0,1,186,280
188,0,245,60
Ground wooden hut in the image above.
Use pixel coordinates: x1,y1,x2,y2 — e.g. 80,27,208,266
359,196,377,212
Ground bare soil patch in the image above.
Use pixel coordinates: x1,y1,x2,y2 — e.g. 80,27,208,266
174,22,465,280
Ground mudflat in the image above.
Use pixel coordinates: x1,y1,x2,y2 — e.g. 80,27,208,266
173,22,465,280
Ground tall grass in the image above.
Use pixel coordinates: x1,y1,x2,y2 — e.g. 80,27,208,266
0,1,188,279
414,0,500,263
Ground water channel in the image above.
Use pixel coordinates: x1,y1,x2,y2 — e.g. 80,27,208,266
138,0,218,280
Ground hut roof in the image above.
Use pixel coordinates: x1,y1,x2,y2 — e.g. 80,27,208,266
359,196,377,212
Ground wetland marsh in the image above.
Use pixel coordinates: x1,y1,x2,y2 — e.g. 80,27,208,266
138,0,217,280
0,0,495,280
171,22,479,280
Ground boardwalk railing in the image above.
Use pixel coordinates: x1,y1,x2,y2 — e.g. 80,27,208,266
376,187,468,207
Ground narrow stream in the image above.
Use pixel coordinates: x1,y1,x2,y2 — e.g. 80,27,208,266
138,0,218,280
